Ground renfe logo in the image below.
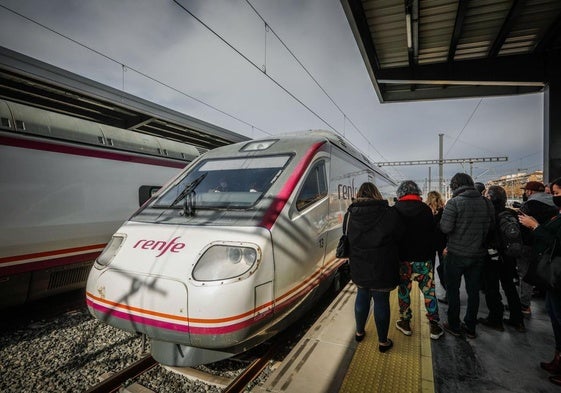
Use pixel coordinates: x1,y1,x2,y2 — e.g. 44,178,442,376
133,236,186,257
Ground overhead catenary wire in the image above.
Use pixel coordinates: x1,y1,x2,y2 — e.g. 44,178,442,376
244,0,391,164
445,98,483,156
172,0,339,135
0,3,271,137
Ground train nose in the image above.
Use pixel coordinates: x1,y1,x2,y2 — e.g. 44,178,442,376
86,269,191,344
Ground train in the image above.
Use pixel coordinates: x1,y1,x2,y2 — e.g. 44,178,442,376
0,99,200,308
85,130,396,367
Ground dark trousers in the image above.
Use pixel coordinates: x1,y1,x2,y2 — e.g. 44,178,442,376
546,289,561,351
355,287,391,343
482,254,523,323
445,253,484,331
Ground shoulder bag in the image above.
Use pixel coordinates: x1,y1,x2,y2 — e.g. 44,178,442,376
336,213,350,258
529,238,561,291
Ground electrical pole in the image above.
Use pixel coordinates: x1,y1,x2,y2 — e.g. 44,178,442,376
439,133,443,195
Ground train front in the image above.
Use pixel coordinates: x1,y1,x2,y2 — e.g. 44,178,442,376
86,139,301,366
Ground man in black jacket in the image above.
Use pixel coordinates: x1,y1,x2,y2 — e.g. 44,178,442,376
394,180,444,340
440,173,494,338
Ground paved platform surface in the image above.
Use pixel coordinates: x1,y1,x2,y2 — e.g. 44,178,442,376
252,276,559,392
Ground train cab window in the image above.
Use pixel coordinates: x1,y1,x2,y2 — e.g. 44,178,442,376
296,161,327,211
151,155,291,209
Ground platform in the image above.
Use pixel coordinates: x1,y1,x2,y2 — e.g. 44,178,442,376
253,278,559,392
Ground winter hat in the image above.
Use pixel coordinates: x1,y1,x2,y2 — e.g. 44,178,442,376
521,181,545,192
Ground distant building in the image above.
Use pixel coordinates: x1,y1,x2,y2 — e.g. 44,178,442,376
486,170,543,200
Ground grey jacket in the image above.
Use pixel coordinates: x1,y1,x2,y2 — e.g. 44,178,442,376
440,186,494,258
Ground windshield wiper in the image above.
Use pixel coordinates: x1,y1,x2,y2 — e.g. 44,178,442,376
170,173,207,216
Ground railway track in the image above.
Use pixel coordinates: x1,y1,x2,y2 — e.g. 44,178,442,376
84,354,158,393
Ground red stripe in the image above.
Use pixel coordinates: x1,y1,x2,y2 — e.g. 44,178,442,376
260,142,325,229
0,251,101,276
86,257,344,336
0,134,187,169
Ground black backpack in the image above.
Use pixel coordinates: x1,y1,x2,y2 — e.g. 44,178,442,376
497,210,523,257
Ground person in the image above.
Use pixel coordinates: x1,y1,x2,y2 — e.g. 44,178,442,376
440,172,494,338
522,180,545,202
344,182,403,352
394,181,444,340
517,181,558,316
475,182,486,195
212,178,228,192
478,185,525,332
426,190,448,295
518,177,561,387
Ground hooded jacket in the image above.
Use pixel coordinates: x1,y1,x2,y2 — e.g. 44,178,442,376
519,192,559,245
394,195,436,261
440,186,494,258
344,198,403,289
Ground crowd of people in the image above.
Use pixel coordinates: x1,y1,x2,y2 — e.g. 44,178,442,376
342,173,561,387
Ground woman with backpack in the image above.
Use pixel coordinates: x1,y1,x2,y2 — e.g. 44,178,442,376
478,185,526,333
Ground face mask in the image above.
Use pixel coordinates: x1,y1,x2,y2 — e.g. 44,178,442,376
553,195,561,207
522,193,528,202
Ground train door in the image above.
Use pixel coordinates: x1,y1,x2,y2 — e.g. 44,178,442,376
275,156,329,310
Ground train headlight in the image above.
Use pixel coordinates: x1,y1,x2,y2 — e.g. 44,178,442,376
95,234,125,268
193,244,259,281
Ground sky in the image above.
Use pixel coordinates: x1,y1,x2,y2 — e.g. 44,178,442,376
0,0,544,190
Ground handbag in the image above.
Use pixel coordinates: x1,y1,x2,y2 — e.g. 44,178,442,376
336,213,350,258
527,239,561,291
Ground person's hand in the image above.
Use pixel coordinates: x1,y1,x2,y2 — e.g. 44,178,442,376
518,211,539,230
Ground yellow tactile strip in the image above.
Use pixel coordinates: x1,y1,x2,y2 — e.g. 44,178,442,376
339,287,435,393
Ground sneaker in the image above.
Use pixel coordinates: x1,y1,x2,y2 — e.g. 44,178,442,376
461,323,477,339
503,318,527,332
396,318,412,336
521,306,532,317
477,317,504,332
442,322,462,337
430,321,444,339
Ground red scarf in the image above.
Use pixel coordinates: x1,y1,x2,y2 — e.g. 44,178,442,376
399,194,422,201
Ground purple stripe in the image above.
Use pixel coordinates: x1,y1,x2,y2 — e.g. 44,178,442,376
0,134,187,169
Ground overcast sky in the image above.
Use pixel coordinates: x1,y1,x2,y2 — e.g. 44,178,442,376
0,0,544,189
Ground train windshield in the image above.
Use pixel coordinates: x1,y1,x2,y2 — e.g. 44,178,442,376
152,155,291,209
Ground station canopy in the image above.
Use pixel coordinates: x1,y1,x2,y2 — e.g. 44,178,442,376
341,0,561,103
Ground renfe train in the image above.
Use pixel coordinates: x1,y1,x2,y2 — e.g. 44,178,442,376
0,99,199,308
85,130,396,366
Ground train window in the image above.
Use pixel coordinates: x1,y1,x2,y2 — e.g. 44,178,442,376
152,155,291,209
296,161,327,211
15,119,25,130
1,117,10,128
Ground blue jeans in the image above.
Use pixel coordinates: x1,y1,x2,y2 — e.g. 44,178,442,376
355,287,391,343
545,289,561,351
444,253,484,332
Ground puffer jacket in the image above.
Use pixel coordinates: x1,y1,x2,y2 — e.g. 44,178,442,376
440,186,494,258
394,197,436,261
343,198,403,289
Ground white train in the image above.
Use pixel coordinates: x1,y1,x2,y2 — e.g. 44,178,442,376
0,99,200,308
85,130,396,366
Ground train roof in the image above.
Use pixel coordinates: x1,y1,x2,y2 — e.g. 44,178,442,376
0,99,199,162
200,129,395,184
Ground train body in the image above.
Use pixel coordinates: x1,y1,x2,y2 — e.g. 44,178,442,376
85,130,396,366
0,99,199,308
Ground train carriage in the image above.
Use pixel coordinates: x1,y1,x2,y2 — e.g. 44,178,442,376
85,130,395,366
0,99,199,308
